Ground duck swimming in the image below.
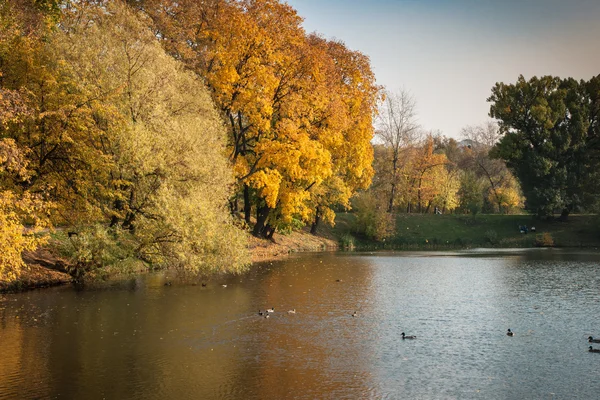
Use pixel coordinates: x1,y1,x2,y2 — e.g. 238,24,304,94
288,309,296,314
401,332,416,339
589,346,600,353
589,336,600,343
266,307,275,313
351,311,358,317
507,329,514,336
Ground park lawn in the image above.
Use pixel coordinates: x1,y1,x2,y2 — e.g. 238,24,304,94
328,213,600,249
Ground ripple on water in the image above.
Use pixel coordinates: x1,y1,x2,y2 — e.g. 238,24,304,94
2,252,600,398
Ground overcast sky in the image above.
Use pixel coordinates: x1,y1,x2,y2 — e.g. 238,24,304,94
285,0,600,139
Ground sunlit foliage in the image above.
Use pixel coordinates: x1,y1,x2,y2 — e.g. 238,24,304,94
0,0,248,280
129,0,380,237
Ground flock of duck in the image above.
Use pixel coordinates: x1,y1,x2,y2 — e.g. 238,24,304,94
507,328,600,353
254,313,600,351
256,308,417,340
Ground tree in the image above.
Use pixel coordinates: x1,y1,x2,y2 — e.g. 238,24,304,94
53,1,249,274
0,0,55,281
489,75,600,218
458,171,484,215
130,0,379,238
376,89,420,212
461,122,522,214
0,139,50,282
405,136,449,213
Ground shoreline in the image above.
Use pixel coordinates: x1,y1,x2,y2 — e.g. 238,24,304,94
2,229,339,293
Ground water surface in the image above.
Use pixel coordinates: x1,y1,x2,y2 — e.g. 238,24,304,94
2,249,600,399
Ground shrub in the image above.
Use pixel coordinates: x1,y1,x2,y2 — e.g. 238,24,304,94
535,232,554,247
351,192,395,241
340,233,355,250
484,229,498,245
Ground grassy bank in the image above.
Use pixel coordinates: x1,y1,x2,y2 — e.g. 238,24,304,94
325,213,600,250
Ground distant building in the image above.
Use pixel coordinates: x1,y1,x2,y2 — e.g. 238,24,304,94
457,139,480,149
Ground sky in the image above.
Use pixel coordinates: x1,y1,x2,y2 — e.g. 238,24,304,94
285,0,600,139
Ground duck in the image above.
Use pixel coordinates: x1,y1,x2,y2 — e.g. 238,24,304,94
589,346,600,353
589,336,600,343
351,311,358,317
401,332,416,339
264,314,270,319
222,284,227,288
288,309,296,314
258,310,265,316
266,307,275,313
507,329,514,337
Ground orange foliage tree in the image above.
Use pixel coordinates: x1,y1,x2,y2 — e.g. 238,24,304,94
129,0,380,237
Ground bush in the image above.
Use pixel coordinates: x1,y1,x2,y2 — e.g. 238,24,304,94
340,233,356,250
484,229,498,245
55,225,141,282
351,192,395,241
535,232,554,247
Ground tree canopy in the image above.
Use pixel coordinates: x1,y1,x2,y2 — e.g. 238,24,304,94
1,0,249,281
128,0,380,238
489,74,600,218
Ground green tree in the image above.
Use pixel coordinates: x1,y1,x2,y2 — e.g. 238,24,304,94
458,171,484,215
489,75,599,218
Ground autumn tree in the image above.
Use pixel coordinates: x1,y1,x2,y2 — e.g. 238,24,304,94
376,89,420,212
1,0,248,279
53,1,248,274
129,0,379,238
0,0,56,281
460,122,523,213
404,136,449,213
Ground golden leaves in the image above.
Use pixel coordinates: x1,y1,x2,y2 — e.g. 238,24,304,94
139,0,379,233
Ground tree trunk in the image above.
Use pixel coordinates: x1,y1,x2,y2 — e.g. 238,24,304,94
244,184,251,224
229,196,238,215
388,156,398,212
388,183,396,212
559,207,570,221
266,225,275,240
310,208,321,234
253,204,271,237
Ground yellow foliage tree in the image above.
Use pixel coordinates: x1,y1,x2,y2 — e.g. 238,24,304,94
406,137,449,213
0,139,49,282
131,0,379,238
54,1,249,273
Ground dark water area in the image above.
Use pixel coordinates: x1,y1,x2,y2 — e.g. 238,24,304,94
2,248,600,399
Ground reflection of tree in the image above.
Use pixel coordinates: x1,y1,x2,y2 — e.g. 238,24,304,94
2,256,384,398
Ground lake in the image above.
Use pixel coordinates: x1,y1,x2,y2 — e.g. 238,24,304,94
2,249,600,399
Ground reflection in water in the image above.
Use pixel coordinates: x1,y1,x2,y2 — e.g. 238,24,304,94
2,249,600,399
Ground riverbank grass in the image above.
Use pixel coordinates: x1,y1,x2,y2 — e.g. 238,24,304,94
327,213,600,249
